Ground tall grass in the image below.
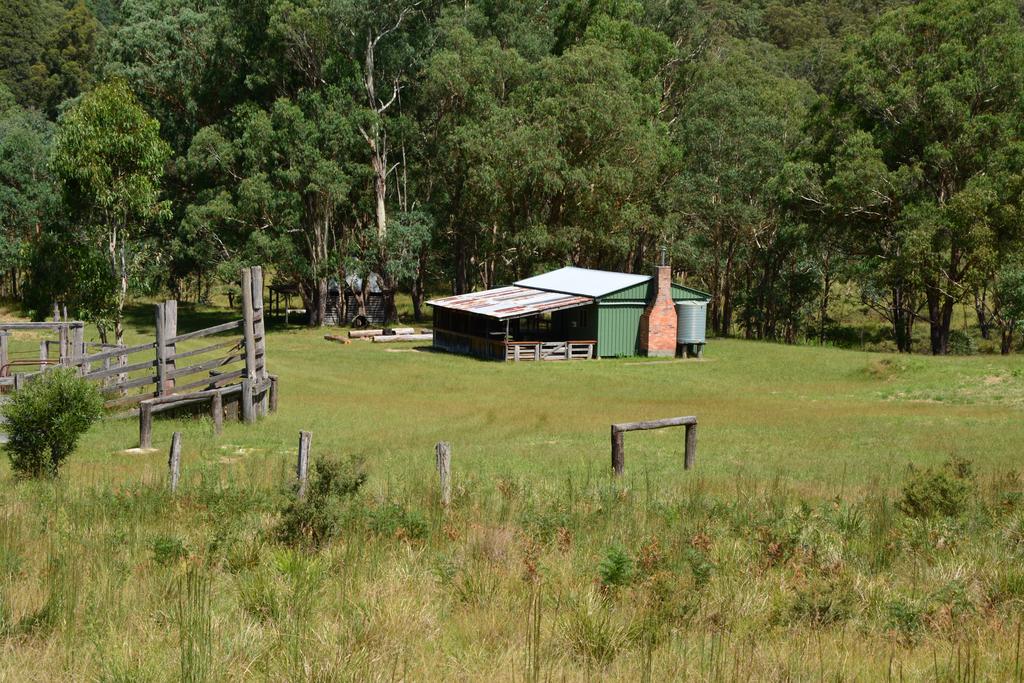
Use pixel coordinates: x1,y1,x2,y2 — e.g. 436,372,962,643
0,321,1021,679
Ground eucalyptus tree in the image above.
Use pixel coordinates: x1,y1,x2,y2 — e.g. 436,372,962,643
805,0,1024,354
50,80,171,343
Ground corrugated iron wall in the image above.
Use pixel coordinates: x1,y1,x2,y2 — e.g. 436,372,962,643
596,303,644,356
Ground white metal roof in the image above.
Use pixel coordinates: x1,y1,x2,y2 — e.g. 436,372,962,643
514,267,651,298
427,286,594,320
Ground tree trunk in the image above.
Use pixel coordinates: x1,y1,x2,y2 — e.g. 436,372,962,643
974,286,990,340
411,248,426,322
1001,322,1016,354
316,277,327,327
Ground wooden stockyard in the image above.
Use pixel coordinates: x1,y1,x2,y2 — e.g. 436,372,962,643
0,266,276,447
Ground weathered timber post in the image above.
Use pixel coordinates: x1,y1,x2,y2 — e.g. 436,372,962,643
140,403,153,449
168,431,182,492
684,423,697,470
611,427,625,476
13,373,23,391
211,391,223,435
155,302,168,397
435,441,452,507
0,333,8,378
610,416,698,477
296,431,311,501
268,375,279,413
240,379,254,424
163,300,177,393
38,339,46,371
71,324,85,372
58,325,67,363
155,301,178,396
250,267,268,416
241,268,257,420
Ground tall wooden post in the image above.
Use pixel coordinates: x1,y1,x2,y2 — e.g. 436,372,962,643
606,428,622,475
0,333,8,378
163,300,177,393
240,379,254,424
71,324,85,373
684,423,697,470
155,302,168,397
296,431,311,501
435,441,452,507
168,432,182,492
211,392,223,435
140,403,153,449
241,268,257,420
38,339,46,372
250,267,268,416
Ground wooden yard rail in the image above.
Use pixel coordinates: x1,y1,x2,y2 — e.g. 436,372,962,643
610,416,698,476
504,340,595,362
1,267,276,438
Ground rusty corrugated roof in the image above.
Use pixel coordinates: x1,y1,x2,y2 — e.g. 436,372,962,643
427,286,593,320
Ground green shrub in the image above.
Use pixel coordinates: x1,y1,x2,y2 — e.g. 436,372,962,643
274,456,366,547
787,580,853,626
598,544,633,588
151,535,188,566
3,368,103,478
368,503,428,540
897,457,975,519
948,329,976,355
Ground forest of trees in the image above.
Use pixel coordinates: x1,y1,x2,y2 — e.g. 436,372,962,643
2,0,1024,353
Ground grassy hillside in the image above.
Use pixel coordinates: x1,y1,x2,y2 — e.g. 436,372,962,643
0,314,1022,680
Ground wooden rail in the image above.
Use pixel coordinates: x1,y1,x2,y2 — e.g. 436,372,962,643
610,416,698,476
2,267,273,427
505,340,595,361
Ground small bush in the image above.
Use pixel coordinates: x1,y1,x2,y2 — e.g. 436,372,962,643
151,535,188,566
3,368,103,478
897,457,975,519
787,580,854,627
948,329,976,355
275,456,366,547
598,544,633,588
368,503,428,540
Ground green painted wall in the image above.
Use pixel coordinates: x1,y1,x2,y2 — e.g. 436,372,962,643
595,303,645,356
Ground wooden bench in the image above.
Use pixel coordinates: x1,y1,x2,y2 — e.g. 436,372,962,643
138,375,278,448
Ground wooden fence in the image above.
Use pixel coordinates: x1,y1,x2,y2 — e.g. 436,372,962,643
0,266,271,421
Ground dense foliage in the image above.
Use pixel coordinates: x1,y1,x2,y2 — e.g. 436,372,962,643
1,0,1023,352
2,367,103,478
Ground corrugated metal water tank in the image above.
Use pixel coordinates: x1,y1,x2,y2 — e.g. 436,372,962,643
676,301,707,344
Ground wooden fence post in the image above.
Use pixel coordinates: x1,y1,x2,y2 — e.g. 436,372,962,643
38,339,47,372
250,267,268,416
240,379,254,424
155,302,168,397
168,431,182,492
0,333,8,377
163,300,177,393
13,373,23,391
211,391,223,435
296,431,311,501
435,441,451,507
684,423,697,470
611,427,624,477
71,324,85,372
139,403,153,449
240,268,256,382
268,375,279,413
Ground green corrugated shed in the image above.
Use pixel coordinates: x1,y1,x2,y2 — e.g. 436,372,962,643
593,282,711,356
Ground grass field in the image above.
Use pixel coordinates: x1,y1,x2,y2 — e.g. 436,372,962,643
1,307,1023,681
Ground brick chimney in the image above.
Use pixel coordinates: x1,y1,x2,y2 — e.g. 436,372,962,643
638,264,677,357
